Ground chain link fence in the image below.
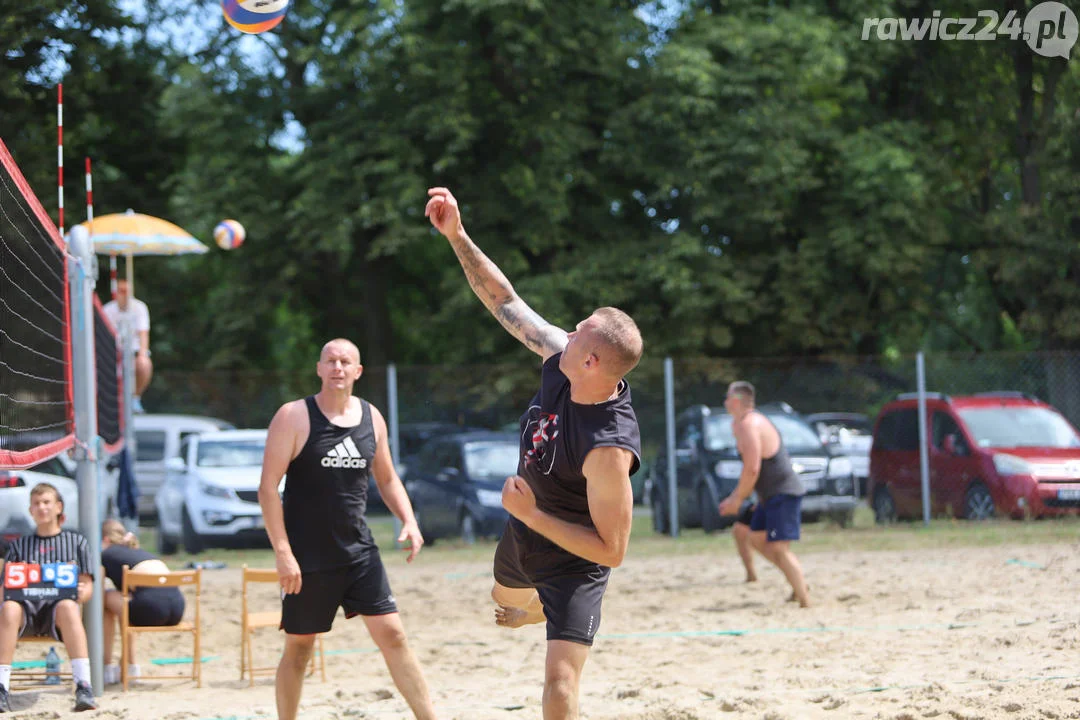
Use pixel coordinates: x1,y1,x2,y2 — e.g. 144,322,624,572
139,351,1080,524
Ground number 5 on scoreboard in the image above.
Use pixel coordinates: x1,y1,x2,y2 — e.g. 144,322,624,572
54,564,78,588
4,563,27,589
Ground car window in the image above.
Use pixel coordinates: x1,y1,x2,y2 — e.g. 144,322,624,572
179,431,201,449
957,406,1080,449
875,410,919,451
178,438,192,464
464,441,519,479
415,442,440,474
29,457,71,478
768,415,825,453
135,431,167,462
197,439,267,467
703,416,735,451
436,444,462,471
932,412,967,452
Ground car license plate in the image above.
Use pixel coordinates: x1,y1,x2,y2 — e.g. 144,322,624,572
1057,488,1080,501
802,477,820,492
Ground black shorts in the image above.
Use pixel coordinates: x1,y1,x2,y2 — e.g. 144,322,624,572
129,587,185,627
15,599,69,641
281,548,397,635
493,518,610,646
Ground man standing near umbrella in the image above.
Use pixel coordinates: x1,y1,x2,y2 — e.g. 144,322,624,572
102,278,152,413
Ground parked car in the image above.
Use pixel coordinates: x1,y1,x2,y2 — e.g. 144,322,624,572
371,421,487,515
133,414,235,522
868,391,1080,522
0,466,81,542
155,429,271,554
404,431,517,544
806,412,872,497
645,403,859,533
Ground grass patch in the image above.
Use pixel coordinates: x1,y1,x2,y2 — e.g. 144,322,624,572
139,505,1080,569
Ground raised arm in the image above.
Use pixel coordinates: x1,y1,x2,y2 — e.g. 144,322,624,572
425,187,568,360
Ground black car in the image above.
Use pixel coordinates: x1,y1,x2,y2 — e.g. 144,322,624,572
404,431,518,544
644,403,859,533
367,421,486,515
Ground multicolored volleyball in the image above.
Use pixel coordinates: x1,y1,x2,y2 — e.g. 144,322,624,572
222,0,289,34
214,220,246,250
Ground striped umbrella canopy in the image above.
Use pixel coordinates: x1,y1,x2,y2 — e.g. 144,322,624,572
76,209,208,256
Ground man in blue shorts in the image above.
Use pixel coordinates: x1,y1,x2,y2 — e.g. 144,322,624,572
718,381,810,607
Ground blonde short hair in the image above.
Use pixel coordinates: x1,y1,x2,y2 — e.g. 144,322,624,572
591,307,643,378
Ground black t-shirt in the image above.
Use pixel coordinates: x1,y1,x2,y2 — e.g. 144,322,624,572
283,396,377,572
4,530,94,579
101,545,157,589
517,353,641,529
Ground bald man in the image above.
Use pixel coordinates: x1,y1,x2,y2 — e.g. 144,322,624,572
259,339,439,720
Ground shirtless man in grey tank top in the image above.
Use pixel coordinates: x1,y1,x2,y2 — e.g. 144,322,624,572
718,381,811,607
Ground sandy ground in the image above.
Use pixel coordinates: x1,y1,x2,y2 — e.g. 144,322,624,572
7,540,1080,719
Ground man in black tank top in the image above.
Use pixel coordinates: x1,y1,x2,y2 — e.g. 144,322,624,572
718,381,811,607
259,339,439,720
428,188,643,720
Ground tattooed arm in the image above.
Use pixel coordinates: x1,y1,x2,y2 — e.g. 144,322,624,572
425,187,568,360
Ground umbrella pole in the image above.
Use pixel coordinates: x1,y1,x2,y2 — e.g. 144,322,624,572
126,253,134,297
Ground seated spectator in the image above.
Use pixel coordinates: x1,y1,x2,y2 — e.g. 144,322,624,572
100,519,184,685
0,483,96,712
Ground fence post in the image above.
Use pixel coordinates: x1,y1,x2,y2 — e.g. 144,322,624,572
67,225,103,695
387,364,402,544
916,351,931,526
664,357,678,537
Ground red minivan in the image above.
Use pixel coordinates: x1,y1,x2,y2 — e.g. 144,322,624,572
868,392,1080,521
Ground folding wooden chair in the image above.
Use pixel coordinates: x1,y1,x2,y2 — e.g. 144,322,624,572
240,565,325,686
120,565,201,691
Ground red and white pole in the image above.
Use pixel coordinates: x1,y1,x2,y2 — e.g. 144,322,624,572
57,84,64,237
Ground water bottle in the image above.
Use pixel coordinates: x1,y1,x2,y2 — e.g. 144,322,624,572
44,646,61,685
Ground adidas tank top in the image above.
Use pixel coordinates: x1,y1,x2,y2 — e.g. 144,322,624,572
283,396,377,572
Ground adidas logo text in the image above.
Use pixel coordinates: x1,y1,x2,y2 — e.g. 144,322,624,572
321,456,367,468
322,436,367,469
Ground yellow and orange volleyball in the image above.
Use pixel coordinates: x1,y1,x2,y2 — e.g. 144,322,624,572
222,0,289,34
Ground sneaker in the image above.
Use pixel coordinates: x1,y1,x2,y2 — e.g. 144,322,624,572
73,682,97,712
103,664,119,685
127,664,141,679
0,685,11,713
131,396,145,414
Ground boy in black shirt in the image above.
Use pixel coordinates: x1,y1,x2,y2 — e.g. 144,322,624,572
0,483,96,712
427,187,643,720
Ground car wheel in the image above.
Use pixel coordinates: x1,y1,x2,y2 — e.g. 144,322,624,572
181,507,204,554
872,486,897,524
699,485,722,533
963,482,995,521
830,509,855,528
157,525,178,555
460,513,477,545
651,491,668,535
